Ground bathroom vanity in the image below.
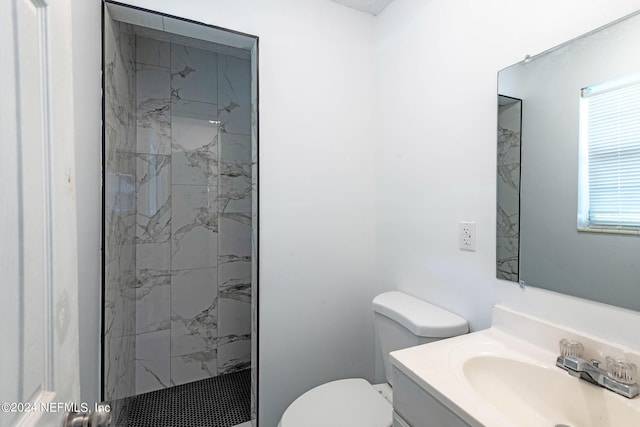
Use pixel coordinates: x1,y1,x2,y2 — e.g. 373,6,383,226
390,305,640,427
392,367,470,427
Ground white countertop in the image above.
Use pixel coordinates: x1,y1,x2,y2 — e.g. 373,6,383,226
390,305,640,427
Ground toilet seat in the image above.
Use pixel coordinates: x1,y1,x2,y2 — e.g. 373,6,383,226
279,378,392,427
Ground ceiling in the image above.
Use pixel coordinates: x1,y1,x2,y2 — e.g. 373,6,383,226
330,0,395,15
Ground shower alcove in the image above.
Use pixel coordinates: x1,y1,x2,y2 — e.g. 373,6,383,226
102,2,258,425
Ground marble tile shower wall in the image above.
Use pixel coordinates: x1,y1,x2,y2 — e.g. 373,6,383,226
496,101,522,282
134,36,252,395
104,19,137,402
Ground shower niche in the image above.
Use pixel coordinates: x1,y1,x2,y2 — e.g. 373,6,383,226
102,2,258,424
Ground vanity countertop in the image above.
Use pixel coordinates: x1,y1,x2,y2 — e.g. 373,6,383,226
390,305,640,427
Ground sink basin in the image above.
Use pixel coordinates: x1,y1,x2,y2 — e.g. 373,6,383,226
391,306,640,427
463,355,640,427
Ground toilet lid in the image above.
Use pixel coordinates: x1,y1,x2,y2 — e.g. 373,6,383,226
280,379,392,427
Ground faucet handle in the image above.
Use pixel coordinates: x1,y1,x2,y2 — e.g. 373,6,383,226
606,357,637,385
559,338,584,358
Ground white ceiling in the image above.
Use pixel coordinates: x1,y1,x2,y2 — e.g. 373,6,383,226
330,0,395,15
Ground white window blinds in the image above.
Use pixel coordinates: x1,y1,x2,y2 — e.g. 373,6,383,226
579,77,640,230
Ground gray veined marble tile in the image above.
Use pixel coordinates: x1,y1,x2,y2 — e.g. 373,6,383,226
104,241,137,341
104,285,135,341
497,237,519,262
136,36,170,68
172,99,219,148
172,98,218,127
104,334,135,401
496,200,520,283
220,162,252,214
105,150,137,228
171,44,217,104
105,210,137,249
219,254,252,265
172,99,220,186
219,213,252,259
104,123,119,166
497,125,522,166
217,333,251,375
105,96,135,154
170,351,217,386
219,260,251,303
136,154,171,244
135,329,171,394
136,241,171,271
135,280,171,334
172,150,219,187
136,64,171,155
104,17,138,401
219,277,251,303
104,41,135,153
171,268,218,357
135,243,172,334
171,185,219,270
218,298,251,338
496,178,520,230
137,64,170,108
105,171,136,218
220,132,251,164
218,55,251,136
497,204,520,239
497,162,521,192
118,23,137,63
497,237,519,282
105,26,136,154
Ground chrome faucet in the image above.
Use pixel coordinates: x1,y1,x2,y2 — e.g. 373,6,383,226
556,354,639,398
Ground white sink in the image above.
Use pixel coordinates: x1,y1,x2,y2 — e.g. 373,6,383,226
463,355,640,427
390,305,640,427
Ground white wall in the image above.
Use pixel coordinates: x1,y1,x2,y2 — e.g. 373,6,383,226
71,0,102,406
70,0,640,424
374,0,640,381
111,1,378,426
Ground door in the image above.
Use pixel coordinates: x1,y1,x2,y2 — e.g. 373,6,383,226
1,0,82,426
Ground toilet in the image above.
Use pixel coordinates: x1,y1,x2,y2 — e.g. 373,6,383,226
278,291,469,427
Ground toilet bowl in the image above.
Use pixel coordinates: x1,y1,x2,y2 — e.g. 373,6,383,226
278,291,469,427
278,379,392,427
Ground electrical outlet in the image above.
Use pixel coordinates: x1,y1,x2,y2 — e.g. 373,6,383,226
459,221,477,251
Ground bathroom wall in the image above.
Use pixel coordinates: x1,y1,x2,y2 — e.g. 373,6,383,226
117,2,379,425
132,35,252,394
374,0,640,379
103,16,137,401
71,0,102,407
72,0,640,425
496,100,521,282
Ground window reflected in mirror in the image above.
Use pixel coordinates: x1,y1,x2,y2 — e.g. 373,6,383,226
495,10,640,312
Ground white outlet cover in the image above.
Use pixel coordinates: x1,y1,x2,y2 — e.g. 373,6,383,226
459,221,477,251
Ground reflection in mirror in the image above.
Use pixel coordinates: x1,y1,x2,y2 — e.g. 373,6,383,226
496,96,522,283
496,10,640,312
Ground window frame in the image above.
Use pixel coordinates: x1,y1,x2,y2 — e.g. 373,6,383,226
577,74,640,235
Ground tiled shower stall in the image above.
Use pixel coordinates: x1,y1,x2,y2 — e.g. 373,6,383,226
104,18,254,401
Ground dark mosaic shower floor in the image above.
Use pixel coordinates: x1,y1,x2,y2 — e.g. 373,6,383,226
111,369,251,427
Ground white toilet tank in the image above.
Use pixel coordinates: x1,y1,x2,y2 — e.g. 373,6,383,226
372,291,468,386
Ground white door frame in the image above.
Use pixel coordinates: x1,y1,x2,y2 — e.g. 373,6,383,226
1,0,81,425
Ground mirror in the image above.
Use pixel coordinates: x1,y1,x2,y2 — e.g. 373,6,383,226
496,10,640,312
